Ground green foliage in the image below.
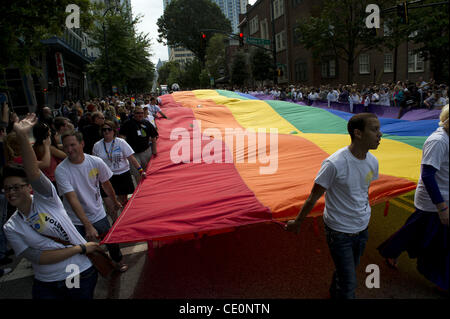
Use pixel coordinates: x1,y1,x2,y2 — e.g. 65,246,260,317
205,34,227,80
251,48,274,83
158,59,211,89
231,51,249,86
199,69,210,88
0,0,93,75
180,59,203,88
295,0,390,83
157,0,232,64
87,5,155,93
405,0,449,83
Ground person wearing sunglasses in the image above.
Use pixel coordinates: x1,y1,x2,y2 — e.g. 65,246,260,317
2,114,100,299
119,106,158,184
92,121,145,221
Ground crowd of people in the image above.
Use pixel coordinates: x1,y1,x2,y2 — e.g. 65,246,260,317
0,84,448,299
232,77,449,118
0,93,165,298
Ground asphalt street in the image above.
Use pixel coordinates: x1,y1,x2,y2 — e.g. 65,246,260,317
0,192,447,300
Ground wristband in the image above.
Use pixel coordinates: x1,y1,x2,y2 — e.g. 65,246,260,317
438,206,448,212
79,244,87,255
138,166,144,173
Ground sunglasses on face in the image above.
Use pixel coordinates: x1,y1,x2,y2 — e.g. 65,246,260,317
102,127,113,132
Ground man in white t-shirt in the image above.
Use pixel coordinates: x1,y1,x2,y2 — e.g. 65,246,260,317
286,113,382,299
55,130,128,273
3,114,100,299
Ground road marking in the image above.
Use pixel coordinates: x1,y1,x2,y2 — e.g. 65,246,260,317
0,243,149,283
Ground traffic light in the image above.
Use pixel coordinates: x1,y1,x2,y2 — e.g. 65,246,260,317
396,2,408,24
201,32,206,49
239,32,244,47
277,68,283,77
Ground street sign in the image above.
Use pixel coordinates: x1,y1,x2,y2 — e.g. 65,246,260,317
246,37,271,45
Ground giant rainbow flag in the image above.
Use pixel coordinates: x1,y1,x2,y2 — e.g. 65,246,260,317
102,90,439,244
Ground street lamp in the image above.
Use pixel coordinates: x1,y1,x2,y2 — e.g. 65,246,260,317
102,6,118,96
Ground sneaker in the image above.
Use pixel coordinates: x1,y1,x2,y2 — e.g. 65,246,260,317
0,257,13,265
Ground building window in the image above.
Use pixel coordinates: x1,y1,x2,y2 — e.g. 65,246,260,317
260,19,269,40
408,51,424,72
273,0,284,20
321,59,336,78
359,54,370,74
384,54,393,73
250,16,259,35
295,60,307,81
292,0,303,7
276,31,286,52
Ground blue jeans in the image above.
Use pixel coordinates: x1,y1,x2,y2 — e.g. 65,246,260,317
32,266,97,299
325,224,369,299
75,216,123,263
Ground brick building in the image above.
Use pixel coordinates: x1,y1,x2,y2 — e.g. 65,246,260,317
239,0,432,87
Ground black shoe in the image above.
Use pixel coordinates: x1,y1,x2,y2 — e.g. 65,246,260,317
6,249,14,256
0,257,13,265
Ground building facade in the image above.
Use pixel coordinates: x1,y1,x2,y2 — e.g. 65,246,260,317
240,0,432,87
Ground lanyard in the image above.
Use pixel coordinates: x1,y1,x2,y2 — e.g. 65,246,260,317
103,138,115,162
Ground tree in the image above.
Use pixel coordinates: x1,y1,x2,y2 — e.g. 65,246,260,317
0,0,93,77
251,48,274,85
157,61,181,87
295,0,390,83
405,0,449,83
231,51,249,86
205,34,227,81
157,0,232,65
180,59,203,88
88,5,155,93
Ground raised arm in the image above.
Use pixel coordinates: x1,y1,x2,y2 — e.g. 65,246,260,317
12,113,40,182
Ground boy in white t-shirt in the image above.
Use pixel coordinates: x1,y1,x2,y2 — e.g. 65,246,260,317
286,113,382,299
3,114,100,299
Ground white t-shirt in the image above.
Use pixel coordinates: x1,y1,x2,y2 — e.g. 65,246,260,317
315,147,379,233
148,104,161,117
414,127,449,212
92,137,134,175
55,154,113,225
3,173,92,282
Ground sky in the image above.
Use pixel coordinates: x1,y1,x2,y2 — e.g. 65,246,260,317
131,0,257,65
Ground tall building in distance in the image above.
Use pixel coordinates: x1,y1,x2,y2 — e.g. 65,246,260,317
212,0,248,34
